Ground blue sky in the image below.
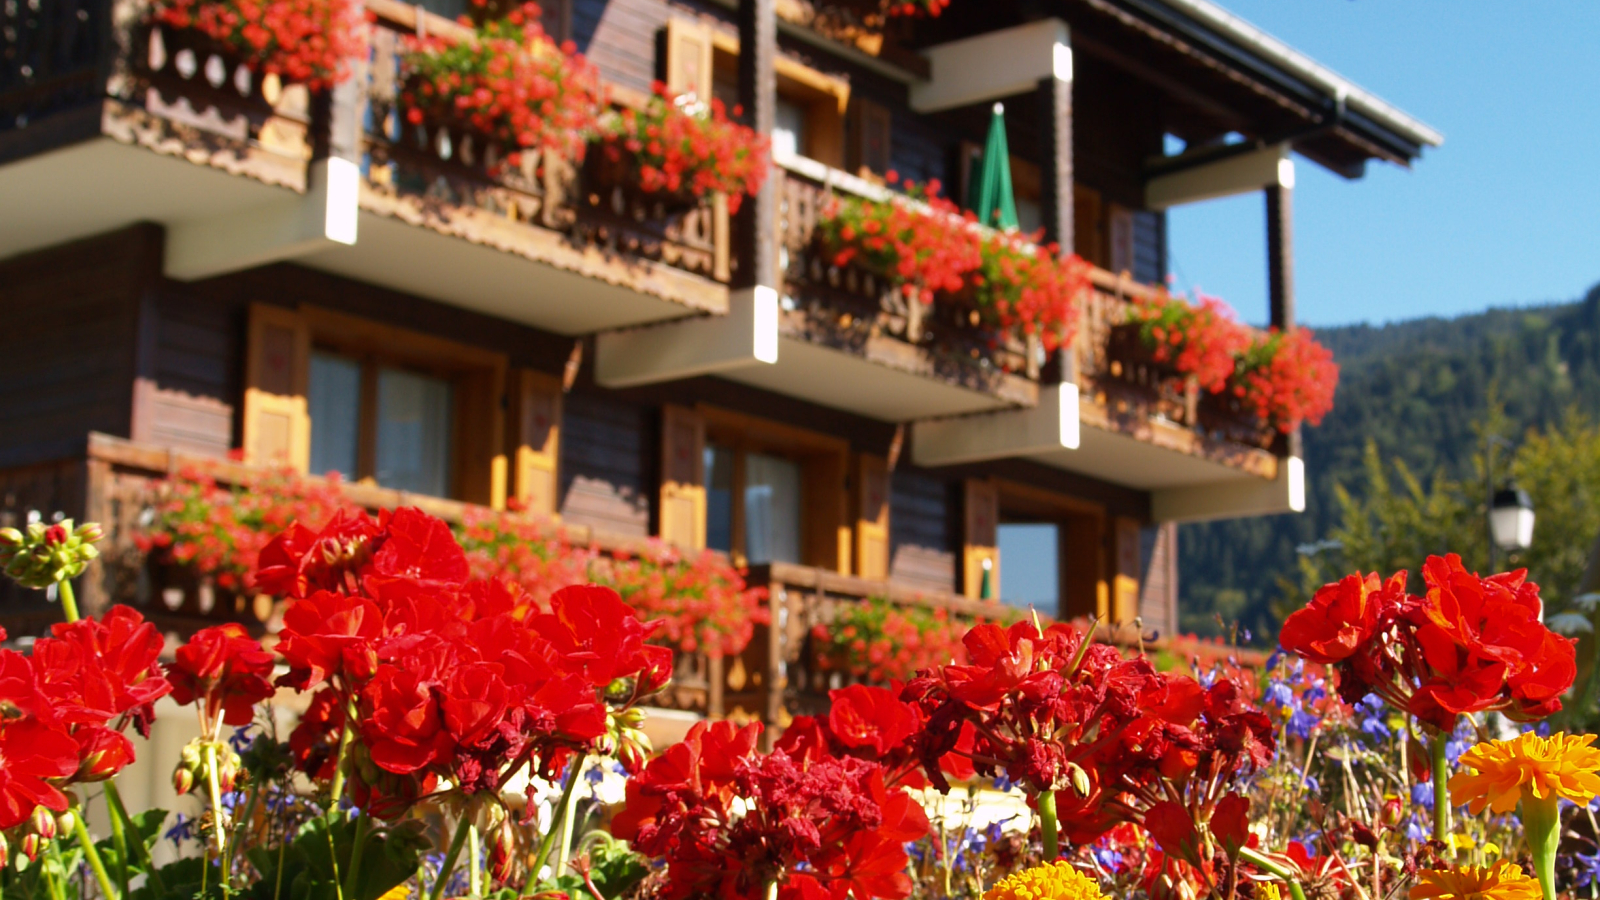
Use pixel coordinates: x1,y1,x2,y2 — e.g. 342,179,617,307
1164,1,1600,328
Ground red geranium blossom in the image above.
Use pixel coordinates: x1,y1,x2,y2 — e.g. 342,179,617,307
168,623,277,728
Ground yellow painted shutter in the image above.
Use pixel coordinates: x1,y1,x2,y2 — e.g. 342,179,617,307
242,304,310,470
1111,516,1142,625
962,478,999,600
659,405,707,550
664,18,715,100
854,453,890,580
511,370,562,517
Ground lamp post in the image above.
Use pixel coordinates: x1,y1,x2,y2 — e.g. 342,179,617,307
1486,434,1535,573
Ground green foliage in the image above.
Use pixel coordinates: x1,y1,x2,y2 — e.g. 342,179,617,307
1181,282,1600,647
539,835,650,900
241,815,429,900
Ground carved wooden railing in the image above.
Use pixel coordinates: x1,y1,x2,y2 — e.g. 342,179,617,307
0,0,109,130
774,155,1037,403
361,5,731,285
742,561,1271,728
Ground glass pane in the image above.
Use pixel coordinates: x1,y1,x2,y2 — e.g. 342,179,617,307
375,367,454,497
705,443,735,553
308,351,361,479
998,523,1060,613
745,453,802,564
772,96,807,160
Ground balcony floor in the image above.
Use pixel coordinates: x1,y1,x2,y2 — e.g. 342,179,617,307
0,135,296,264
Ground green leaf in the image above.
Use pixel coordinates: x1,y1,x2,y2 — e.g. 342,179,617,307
242,815,428,900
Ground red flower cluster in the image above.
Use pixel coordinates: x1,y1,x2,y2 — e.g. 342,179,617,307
0,608,171,829
605,85,771,214
902,620,1275,845
1278,554,1575,730
1126,289,1251,394
264,507,671,816
886,0,949,15
777,683,976,790
818,175,981,309
167,623,276,733
137,464,350,591
458,507,767,658
973,234,1092,353
1230,327,1339,433
403,2,604,166
810,596,976,683
612,719,929,900
150,0,363,90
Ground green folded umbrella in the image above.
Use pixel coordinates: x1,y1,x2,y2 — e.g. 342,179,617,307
967,102,1020,231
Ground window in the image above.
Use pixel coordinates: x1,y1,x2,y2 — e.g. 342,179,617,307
307,352,456,497
772,96,808,163
704,442,803,565
243,304,508,507
997,522,1060,613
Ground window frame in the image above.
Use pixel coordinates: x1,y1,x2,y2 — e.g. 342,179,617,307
993,479,1107,621
293,306,507,505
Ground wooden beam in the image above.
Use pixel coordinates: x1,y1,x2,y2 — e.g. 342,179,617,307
1267,182,1294,331
734,0,779,292
1145,142,1292,210
593,286,779,387
1040,70,1074,256
1150,456,1304,523
912,384,1078,467
910,19,1071,114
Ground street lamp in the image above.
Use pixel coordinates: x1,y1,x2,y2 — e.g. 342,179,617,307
1485,435,1534,572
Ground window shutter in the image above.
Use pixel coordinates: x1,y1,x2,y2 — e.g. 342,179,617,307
510,370,562,517
848,97,892,178
1111,515,1142,624
961,478,999,600
659,404,707,550
242,304,310,470
1073,185,1104,267
854,453,890,580
454,362,509,508
664,18,715,100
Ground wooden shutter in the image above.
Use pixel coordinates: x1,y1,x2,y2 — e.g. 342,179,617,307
452,362,509,509
1061,514,1105,621
1111,515,1142,625
242,304,310,470
510,370,562,517
848,97,892,178
802,451,850,574
664,18,715,100
961,478,999,600
539,0,570,44
854,453,890,581
659,405,707,550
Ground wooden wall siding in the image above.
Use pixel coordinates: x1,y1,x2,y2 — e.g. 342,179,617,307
558,390,653,537
0,228,153,468
886,468,955,593
1138,522,1179,639
0,458,90,628
133,289,242,458
569,0,731,96
1072,53,1165,210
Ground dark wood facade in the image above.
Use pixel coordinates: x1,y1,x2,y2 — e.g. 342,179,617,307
0,0,1437,647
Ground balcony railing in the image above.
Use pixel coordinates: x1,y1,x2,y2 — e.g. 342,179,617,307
774,155,1037,407
361,3,731,289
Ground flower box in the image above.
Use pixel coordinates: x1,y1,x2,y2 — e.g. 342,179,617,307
1105,322,1200,424
584,146,702,217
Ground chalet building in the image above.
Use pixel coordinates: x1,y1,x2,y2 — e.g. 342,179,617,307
0,0,1437,667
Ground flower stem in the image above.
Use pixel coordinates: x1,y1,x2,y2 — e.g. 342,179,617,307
1522,792,1561,900
343,813,371,900
1431,730,1452,847
430,816,474,900
105,786,131,899
526,753,586,894
1239,847,1308,900
468,824,482,898
73,806,121,900
58,578,80,623
556,759,584,879
1037,789,1060,861
328,714,356,810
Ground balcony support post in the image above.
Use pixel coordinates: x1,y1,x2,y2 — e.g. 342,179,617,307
735,0,779,294
1266,181,1303,458
1039,36,1074,256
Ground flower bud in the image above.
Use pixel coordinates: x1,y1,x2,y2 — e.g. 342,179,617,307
1382,797,1404,827
489,818,517,883
1067,762,1091,798
173,764,195,796
20,833,41,864
74,522,104,544
31,805,56,840
0,527,22,549
0,830,8,865
42,524,68,546
56,810,76,837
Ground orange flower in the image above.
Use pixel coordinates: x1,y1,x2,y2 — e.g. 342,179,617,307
1408,861,1541,900
1449,731,1600,815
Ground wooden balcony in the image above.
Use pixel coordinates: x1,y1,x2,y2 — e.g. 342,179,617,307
0,0,321,265
711,154,1040,422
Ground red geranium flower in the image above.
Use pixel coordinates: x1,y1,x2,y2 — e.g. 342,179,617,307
168,623,277,728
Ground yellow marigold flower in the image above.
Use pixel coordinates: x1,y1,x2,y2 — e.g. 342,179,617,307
983,861,1106,900
1409,861,1541,900
1449,732,1600,815
1259,884,1283,900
